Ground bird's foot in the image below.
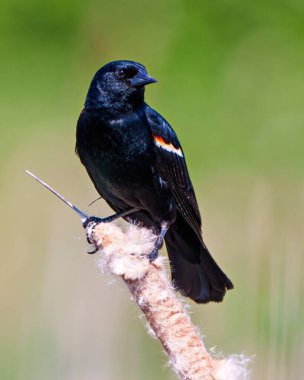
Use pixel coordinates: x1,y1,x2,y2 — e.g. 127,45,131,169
83,217,103,254
83,209,141,255
83,208,139,229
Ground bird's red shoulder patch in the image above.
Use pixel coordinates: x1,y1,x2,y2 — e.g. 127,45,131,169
152,135,183,157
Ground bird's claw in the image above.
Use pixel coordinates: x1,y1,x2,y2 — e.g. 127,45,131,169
83,217,102,254
87,245,99,254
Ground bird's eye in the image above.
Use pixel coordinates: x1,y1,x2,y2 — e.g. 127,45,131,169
116,67,138,79
117,69,127,78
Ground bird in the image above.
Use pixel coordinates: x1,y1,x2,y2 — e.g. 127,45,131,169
75,60,233,303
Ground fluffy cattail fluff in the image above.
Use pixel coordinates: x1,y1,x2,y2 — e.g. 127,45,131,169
87,221,251,380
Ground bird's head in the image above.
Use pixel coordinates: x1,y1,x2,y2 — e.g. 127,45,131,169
85,60,157,113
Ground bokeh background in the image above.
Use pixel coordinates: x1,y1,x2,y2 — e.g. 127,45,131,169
1,1,303,379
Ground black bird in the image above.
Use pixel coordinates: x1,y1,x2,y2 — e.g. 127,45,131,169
76,60,233,303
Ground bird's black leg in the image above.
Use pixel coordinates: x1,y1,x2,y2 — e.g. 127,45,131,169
147,222,169,261
83,207,139,228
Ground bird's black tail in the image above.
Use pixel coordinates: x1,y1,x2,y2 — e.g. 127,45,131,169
165,212,233,303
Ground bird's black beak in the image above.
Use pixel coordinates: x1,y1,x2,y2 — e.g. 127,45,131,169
130,72,157,87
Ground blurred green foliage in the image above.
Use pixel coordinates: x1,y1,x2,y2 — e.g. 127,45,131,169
1,0,304,175
1,1,303,379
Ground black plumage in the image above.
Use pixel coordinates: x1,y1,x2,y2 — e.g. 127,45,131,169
76,60,233,303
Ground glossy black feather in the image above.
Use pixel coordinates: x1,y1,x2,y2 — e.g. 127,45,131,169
76,60,233,303
145,106,202,238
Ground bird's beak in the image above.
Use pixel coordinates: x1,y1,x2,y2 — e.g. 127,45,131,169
130,72,157,87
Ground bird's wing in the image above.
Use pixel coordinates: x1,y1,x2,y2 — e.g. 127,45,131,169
144,106,203,240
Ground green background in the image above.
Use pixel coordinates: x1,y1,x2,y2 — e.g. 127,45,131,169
1,1,303,379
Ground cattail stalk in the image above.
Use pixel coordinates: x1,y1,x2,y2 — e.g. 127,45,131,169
87,221,250,380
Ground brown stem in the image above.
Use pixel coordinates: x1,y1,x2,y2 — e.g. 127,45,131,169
87,221,249,380
126,262,216,380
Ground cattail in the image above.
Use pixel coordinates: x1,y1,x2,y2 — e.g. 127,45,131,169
88,221,251,380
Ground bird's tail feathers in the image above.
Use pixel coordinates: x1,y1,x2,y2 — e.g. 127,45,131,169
165,215,233,303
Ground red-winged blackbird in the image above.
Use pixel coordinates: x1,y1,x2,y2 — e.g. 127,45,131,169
76,60,233,303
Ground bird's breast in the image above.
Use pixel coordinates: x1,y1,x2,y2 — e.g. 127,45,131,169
101,117,152,164
79,112,155,192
